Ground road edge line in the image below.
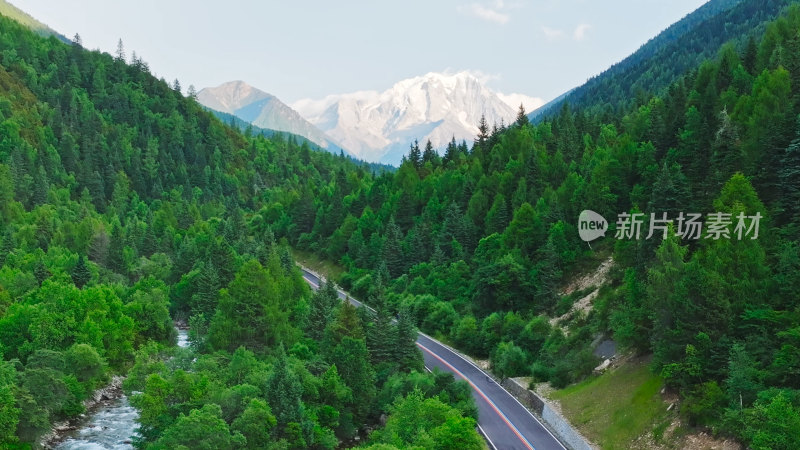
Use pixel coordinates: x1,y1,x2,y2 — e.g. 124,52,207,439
417,331,567,450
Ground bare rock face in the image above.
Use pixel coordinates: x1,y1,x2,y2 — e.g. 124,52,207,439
197,81,345,154
593,358,612,374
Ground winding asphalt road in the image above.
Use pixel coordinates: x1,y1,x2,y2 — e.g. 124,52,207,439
300,267,566,450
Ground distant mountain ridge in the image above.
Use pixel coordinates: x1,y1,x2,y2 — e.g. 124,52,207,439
197,81,348,156
529,0,791,121
292,71,543,165
208,108,395,174
0,0,69,42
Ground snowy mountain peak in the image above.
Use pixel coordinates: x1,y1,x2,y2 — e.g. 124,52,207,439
292,71,543,164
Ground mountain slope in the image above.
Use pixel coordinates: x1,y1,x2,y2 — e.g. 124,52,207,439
292,71,543,165
0,0,68,42
208,107,396,174
530,0,790,120
197,80,348,155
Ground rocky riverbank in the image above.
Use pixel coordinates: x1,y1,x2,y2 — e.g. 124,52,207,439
39,375,127,448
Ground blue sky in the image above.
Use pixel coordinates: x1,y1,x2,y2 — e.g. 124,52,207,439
12,0,708,103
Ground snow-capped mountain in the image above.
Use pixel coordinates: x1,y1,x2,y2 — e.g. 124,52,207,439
197,81,345,154
292,71,543,165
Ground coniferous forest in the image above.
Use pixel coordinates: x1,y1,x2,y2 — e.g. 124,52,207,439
0,0,800,449
0,13,480,449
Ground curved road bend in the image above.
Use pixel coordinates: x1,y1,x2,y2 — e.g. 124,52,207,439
300,267,566,450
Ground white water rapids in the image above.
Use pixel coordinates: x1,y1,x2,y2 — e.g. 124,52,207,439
52,329,189,450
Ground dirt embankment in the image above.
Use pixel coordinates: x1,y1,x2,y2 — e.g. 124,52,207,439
550,256,614,327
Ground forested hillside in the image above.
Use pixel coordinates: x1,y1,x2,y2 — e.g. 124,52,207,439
283,5,800,448
0,13,481,448
532,0,792,121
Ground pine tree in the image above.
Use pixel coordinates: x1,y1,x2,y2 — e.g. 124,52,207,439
383,218,404,278
725,343,764,408
308,280,339,341
0,165,15,217
476,115,489,149
33,260,50,286
328,335,375,425
115,39,125,62
408,140,422,169
107,223,125,274
0,232,13,268
395,191,416,231
71,255,91,289
780,115,800,228
404,223,428,266
140,225,157,257
443,136,459,166
503,202,545,260
677,106,711,201
648,229,687,368
191,260,221,318
511,178,528,211
743,35,758,75
208,260,298,352
324,302,365,350
366,292,394,365
395,305,423,372
422,140,439,167
534,236,563,310
430,242,446,266
485,194,509,235
438,202,466,259
318,364,352,434
710,109,742,189
516,103,529,127
32,165,48,206
648,162,691,217
555,103,580,161
266,346,303,431
372,261,391,294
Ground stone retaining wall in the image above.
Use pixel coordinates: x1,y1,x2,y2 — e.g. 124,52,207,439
501,378,596,450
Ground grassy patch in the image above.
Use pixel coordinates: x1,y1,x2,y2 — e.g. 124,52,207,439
291,248,346,281
550,359,668,449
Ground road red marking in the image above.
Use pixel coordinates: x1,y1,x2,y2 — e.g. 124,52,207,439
417,342,535,450
304,275,319,289
304,271,535,450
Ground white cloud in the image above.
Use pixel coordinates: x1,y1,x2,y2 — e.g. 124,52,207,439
453,68,501,84
573,23,591,41
541,26,565,41
458,2,511,25
542,23,592,41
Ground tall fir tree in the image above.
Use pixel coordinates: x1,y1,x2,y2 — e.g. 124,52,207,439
266,346,304,433
779,115,800,229
71,256,91,289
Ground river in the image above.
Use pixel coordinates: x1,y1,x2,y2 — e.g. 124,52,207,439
52,329,189,450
